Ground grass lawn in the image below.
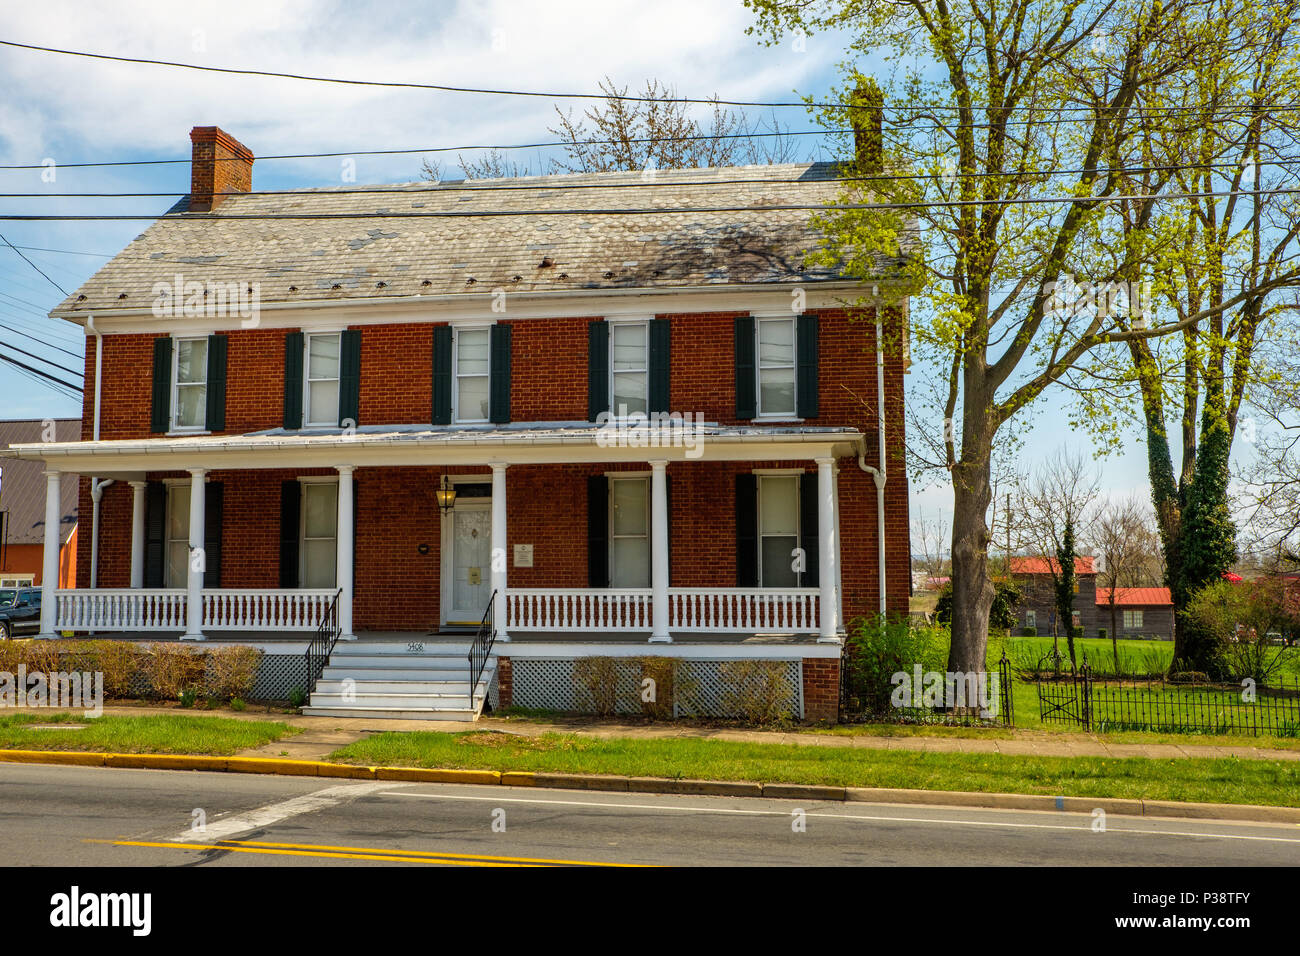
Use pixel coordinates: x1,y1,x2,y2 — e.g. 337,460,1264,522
331,730,1300,807
0,712,298,754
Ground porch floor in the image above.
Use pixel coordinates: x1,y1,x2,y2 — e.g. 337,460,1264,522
54,629,833,645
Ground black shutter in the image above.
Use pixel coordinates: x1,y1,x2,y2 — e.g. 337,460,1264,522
796,313,820,418
204,334,227,432
648,318,670,414
588,320,609,421
338,329,361,426
203,481,223,588
489,323,512,424
432,326,452,425
143,481,166,587
279,480,301,588
734,315,756,419
283,332,304,429
150,337,172,433
587,475,609,588
735,473,758,586
799,473,820,587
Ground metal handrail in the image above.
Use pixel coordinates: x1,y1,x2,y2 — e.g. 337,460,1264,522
468,590,498,709
303,588,343,696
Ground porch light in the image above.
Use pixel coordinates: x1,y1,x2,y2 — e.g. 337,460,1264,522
436,475,457,514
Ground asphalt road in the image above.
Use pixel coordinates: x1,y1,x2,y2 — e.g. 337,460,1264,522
1,763,1298,867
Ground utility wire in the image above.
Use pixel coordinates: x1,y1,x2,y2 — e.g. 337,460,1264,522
0,339,83,378
0,350,81,393
0,232,68,295
0,321,83,359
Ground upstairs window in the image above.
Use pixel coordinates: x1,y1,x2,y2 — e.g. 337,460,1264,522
304,332,341,427
756,318,796,418
172,337,208,430
736,314,817,420
455,327,492,423
610,322,649,416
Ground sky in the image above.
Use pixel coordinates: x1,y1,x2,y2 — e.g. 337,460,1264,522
0,0,1264,551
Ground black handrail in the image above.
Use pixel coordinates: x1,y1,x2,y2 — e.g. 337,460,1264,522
468,589,498,709
303,589,343,698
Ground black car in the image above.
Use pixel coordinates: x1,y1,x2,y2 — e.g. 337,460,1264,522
0,588,42,639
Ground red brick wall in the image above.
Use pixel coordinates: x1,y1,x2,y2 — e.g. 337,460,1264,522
74,306,910,626
802,657,841,722
495,656,512,709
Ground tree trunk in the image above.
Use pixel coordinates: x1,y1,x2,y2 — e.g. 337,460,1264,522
948,456,995,674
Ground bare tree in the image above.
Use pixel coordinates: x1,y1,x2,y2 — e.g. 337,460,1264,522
1091,495,1162,672
913,509,950,584
457,148,535,180
1240,320,1300,566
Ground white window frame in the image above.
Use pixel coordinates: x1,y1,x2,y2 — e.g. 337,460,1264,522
1123,609,1144,629
0,576,35,587
756,473,801,588
608,317,650,418
1026,609,1037,629
607,475,650,588
452,323,493,424
162,479,191,588
298,477,339,589
170,335,208,433
754,315,798,420
303,331,343,427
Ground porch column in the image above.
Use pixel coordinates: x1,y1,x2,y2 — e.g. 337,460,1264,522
129,480,147,589
182,468,206,641
816,457,840,643
37,470,61,638
491,462,508,641
649,459,670,643
337,465,356,640
833,465,845,635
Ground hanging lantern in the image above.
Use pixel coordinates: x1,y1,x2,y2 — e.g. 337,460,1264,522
435,475,457,514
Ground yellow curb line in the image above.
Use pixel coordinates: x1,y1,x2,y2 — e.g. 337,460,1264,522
3,748,1299,826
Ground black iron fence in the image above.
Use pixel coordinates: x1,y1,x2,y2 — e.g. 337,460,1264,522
1035,652,1300,736
840,652,1015,727
468,589,497,709
303,588,342,694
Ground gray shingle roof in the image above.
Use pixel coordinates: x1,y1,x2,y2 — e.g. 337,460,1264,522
0,419,80,545
53,162,913,316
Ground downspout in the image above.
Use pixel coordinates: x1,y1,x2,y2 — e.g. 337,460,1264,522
856,289,888,617
86,315,110,591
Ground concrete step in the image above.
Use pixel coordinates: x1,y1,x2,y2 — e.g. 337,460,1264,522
308,691,478,709
321,654,471,669
320,666,483,682
301,706,481,721
313,679,482,695
333,641,474,656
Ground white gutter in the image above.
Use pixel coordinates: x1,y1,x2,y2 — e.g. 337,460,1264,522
856,288,889,617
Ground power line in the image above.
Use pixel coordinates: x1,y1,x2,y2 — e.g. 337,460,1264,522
2,186,1297,222
0,321,83,359
0,350,81,393
0,339,83,378
0,232,68,295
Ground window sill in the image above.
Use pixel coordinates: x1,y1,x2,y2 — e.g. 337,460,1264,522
166,429,211,437
753,417,805,424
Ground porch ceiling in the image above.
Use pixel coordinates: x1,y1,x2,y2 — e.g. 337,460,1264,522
7,421,864,474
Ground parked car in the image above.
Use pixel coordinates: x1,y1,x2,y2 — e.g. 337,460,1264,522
0,588,42,639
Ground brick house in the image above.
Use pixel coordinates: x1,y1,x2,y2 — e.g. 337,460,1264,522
10,126,914,721
0,419,80,589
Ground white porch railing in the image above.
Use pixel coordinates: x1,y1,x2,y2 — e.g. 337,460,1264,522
55,589,188,631
667,587,820,633
504,587,820,634
202,589,337,630
54,588,336,632
506,588,653,631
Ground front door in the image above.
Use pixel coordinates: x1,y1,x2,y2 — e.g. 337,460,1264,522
443,501,492,626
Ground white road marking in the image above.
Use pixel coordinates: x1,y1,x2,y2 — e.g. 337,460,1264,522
169,782,397,844
379,789,1300,844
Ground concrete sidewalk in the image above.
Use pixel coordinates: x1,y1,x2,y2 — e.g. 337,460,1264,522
12,702,1300,763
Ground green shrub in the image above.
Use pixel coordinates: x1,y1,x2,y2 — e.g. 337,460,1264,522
178,687,198,708
1021,626,1037,637
843,615,947,715
288,687,308,708
230,697,247,712
935,579,1022,629
1071,626,1084,639
1098,627,1108,641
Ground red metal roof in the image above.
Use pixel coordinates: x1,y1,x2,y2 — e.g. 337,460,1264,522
1095,587,1172,607
1009,556,1096,575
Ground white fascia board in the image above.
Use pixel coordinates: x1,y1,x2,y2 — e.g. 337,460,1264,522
56,281,900,334
496,642,840,660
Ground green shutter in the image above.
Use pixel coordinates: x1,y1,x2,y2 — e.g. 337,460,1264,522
279,480,301,588
735,473,758,586
338,329,361,427
150,337,172,433
489,323,512,424
648,318,671,414
203,481,223,588
587,475,609,588
283,332,304,429
143,481,166,587
588,320,609,421
432,326,452,425
734,315,756,419
796,313,820,418
204,334,227,432
799,473,819,587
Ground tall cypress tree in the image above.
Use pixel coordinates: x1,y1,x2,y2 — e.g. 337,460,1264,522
1055,516,1078,667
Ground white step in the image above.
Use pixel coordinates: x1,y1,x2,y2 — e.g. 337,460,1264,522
308,690,477,708
332,641,474,656
313,679,482,695
320,666,476,682
321,654,471,669
302,706,481,721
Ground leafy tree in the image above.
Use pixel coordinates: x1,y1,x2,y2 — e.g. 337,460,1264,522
1054,516,1079,666
935,578,1021,632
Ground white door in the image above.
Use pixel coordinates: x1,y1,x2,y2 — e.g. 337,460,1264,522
444,501,492,625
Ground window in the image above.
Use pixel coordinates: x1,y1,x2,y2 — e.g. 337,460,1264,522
165,484,191,587
756,318,796,417
1071,610,1081,628
1026,609,1037,629
301,482,338,588
455,327,491,423
758,475,799,587
172,337,208,430
608,477,649,588
610,322,648,416
1123,609,1144,629
304,332,341,426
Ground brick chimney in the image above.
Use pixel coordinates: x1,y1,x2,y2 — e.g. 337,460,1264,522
189,126,254,212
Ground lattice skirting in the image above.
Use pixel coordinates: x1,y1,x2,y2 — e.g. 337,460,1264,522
509,658,804,719
106,653,308,702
